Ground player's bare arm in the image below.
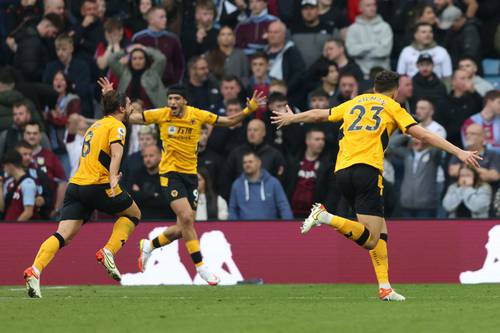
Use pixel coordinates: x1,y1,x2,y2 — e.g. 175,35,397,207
109,142,124,195
128,101,145,124
216,90,266,127
407,125,482,169
271,105,330,129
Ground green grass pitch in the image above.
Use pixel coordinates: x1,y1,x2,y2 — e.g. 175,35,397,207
1,284,499,333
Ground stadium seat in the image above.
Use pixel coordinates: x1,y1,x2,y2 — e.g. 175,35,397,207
485,76,500,89
482,59,500,76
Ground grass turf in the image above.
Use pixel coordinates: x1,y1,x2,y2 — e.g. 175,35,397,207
0,284,499,333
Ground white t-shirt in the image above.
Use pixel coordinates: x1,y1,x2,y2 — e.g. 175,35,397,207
397,45,452,78
423,120,447,182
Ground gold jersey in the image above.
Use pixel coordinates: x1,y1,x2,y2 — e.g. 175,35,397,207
328,93,417,173
71,116,127,185
143,105,218,175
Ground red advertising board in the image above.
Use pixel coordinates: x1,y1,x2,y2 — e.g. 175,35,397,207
0,220,498,285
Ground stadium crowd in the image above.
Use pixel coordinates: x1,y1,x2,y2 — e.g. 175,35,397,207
0,0,499,221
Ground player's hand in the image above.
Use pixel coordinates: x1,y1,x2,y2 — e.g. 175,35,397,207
457,150,482,169
271,105,294,129
98,77,114,94
247,90,266,112
110,172,122,196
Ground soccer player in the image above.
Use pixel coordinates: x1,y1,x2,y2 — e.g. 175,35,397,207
271,70,481,301
127,85,265,285
23,78,141,298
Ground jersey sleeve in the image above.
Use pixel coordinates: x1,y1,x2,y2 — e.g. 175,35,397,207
109,122,127,146
143,107,168,125
389,103,417,134
197,108,218,125
327,104,346,123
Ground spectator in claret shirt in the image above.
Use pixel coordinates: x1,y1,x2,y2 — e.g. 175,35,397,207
132,6,184,86
229,151,292,220
0,150,36,221
23,121,66,218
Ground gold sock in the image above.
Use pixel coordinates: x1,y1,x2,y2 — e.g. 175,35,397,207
33,233,64,273
151,233,172,249
185,239,203,267
328,215,371,246
369,235,389,286
104,216,136,255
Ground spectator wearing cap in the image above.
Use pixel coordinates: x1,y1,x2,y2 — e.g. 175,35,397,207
461,90,500,154
5,13,63,82
458,57,494,97
235,0,277,55
345,0,393,79
132,6,185,86
291,0,336,69
397,22,452,79
443,9,481,69
185,56,222,113
265,20,306,107
434,0,461,32
412,53,448,111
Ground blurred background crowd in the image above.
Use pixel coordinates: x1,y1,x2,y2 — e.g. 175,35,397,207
0,0,499,221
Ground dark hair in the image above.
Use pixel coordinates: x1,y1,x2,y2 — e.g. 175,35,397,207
104,17,123,32
2,149,23,168
43,13,64,33
221,74,240,84
306,127,325,138
14,140,33,150
250,51,268,63
369,66,385,81
267,92,287,105
458,56,477,66
195,0,216,14
242,150,260,160
310,88,329,99
338,71,358,83
102,91,127,116
0,66,16,85
12,99,31,112
414,22,433,34
128,47,152,71
327,37,344,49
484,90,500,102
225,98,242,107
187,55,206,71
458,164,482,188
198,167,218,219
317,61,338,79
416,97,435,110
52,70,76,94
374,70,399,93
24,121,42,132
167,85,187,99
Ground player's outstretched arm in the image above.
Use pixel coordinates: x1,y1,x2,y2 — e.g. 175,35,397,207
128,102,145,124
109,142,124,195
407,124,482,169
216,90,266,127
271,106,330,129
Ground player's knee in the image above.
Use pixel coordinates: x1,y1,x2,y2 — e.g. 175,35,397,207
178,211,193,226
124,215,140,226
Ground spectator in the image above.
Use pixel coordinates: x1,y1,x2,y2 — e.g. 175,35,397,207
128,144,174,219
411,53,448,111
205,26,249,82
345,0,393,78
448,123,500,185
443,165,492,218
437,69,483,148
42,33,92,118
265,20,305,105
108,44,166,109
317,0,349,36
312,38,363,82
229,151,292,220
95,18,129,88
399,138,441,218
196,167,228,221
307,88,340,156
397,22,452,79
214,0,248,28
73,0,105,66
396,75,415,115
125,0,151,34
0,100,50,161
43,0,77,34
14,140,52,219
122,125,158,186
132,6,184,86
332,71,359,106
291,0,336,69
208,99,247,156
286,128,331,218
246,52,271,111
224,118,286,198
461,90,500,153
310,61,339,105
434,0,461,33
186,56,222,113
6,13,63,82
444,10,481,69
235,0,277,55
182,0,219,61
215,75,245,116
0,150,36,221
458,57,494,97
23,121,66,217
198,125,224,193
415,98,446,139
64,114,88,177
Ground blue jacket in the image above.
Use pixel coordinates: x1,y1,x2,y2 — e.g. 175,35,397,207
229,169,293,220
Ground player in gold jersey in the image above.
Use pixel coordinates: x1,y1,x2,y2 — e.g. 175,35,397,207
126,84,266,285
23,78,141,298
272,70,481,301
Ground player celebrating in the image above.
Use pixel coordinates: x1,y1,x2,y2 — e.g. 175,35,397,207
128,85,266,285
271,70,481,301
23,78,141,298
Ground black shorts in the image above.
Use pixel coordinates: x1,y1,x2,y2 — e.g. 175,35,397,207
335,164,384,217
59,183,133,221
160,172,198,210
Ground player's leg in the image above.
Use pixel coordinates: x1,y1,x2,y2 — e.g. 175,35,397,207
139,220,183,271
24,219,83,298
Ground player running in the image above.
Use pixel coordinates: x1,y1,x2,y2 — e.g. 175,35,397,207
271,70,481,301
128,85,266,285
23,78,141,298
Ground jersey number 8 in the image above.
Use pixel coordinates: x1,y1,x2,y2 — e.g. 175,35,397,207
81,131,94,157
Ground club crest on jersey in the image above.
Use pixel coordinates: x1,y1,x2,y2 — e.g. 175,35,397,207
168,126,177,135
118,127,125,140
171,190,178,198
